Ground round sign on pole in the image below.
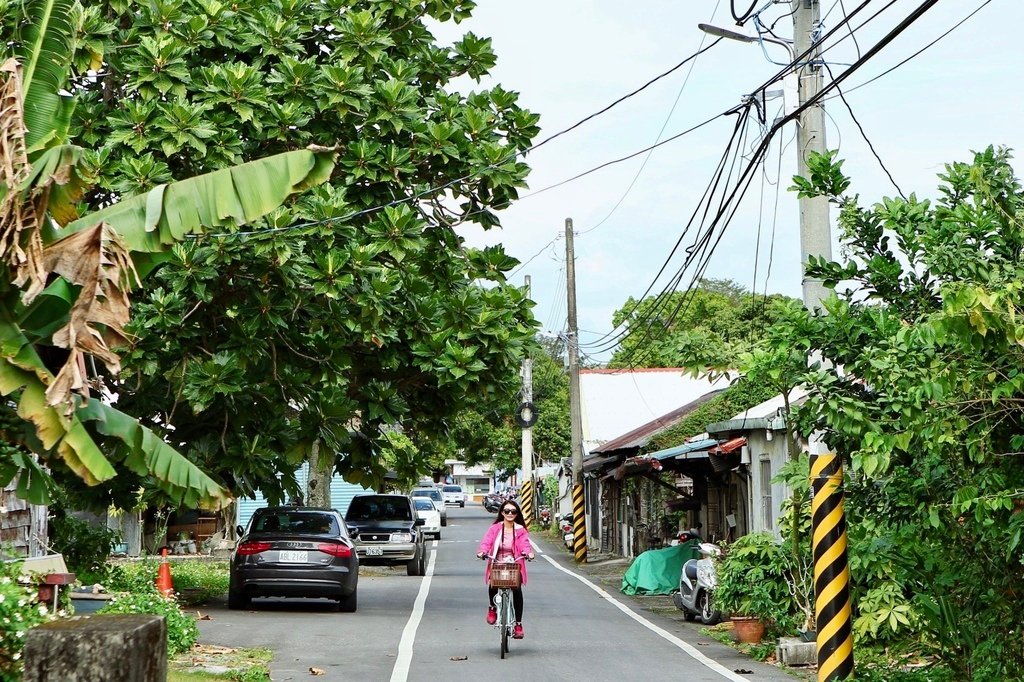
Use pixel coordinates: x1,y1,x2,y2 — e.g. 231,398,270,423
514,401,538,428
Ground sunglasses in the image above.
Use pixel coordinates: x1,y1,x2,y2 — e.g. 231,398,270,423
501,509,517,515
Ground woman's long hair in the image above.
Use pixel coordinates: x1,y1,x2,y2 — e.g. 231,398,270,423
493,498,527,527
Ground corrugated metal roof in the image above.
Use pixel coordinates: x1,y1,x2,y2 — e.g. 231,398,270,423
591,388,726,453
649,437,719,461
580,369,730,453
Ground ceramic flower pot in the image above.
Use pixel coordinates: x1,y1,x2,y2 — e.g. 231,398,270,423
731,616,766,644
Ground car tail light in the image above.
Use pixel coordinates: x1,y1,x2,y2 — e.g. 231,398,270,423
236,541,271,556
317,542,353,558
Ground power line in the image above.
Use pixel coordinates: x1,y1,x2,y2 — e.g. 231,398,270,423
191,41,730,241
829,0,995,99
824,64,906,199
529,39,723,155
578,0,725,237
581,0,945,363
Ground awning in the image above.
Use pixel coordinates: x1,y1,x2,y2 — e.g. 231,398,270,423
648,438,719,461
712,437,746,454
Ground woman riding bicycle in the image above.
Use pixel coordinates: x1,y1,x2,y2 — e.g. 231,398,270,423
476,498,535,639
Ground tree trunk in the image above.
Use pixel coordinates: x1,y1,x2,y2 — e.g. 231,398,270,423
306,439,333,508
782,392,801,559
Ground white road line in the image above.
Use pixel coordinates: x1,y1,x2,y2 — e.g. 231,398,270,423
539,553,752,682
389,549,437,682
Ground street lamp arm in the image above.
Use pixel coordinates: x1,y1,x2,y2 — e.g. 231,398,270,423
697,22,795,61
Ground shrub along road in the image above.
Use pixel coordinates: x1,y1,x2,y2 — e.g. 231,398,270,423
195,504,803,681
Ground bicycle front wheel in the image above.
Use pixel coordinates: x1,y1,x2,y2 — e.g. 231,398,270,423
498,588,512,659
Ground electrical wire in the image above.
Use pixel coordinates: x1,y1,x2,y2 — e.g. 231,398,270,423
589,107,758,364
732,0,760,24
581,0,944,364
520,113,727,201
829,0,994,99
578,109,752,355
190,40,729,241
824,63,906,199
529,39,723,155
578,0,724,236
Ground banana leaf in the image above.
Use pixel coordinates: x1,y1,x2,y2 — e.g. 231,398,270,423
63,149,336,252
16,0,76,153
76,399,230,509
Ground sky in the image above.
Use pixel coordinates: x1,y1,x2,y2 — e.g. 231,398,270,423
431,1,1024,363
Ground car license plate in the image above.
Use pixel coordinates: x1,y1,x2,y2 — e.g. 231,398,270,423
279,550,307,563
366,546,384,556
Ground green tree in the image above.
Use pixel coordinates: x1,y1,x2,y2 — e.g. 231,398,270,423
66,0,541,504
0,0,336,508
419,337,570,481
790,146,1024,678
608,278,797,368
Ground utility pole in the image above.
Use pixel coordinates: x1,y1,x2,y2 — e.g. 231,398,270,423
794,3,852,680
519,275,535,527
565,218,587,563
794,0,832,310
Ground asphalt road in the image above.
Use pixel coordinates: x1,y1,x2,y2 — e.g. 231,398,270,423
196,503,802,681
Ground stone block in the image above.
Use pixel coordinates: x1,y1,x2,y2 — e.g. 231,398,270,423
776,636,817,667
24,614,166,682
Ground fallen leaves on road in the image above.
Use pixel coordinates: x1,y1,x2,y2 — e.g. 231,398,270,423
310,667,326,676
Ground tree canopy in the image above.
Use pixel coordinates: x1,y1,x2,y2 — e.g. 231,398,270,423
607,278,798,368
56,0,541,505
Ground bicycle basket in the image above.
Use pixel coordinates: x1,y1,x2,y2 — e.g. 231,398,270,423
488,562,522,588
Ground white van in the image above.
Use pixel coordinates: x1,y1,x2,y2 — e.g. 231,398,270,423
442,484,465,508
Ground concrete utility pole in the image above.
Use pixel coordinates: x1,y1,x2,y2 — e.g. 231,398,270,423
565,218,587,562
794,4,852,679
520,275,535,526
794,0,832,310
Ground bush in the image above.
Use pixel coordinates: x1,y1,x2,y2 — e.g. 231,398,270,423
713,532,798,632
49,513,119,583
104,561,158,594
0,560,57,680
167,562,229,605
105,560,229,605
98,585,198,655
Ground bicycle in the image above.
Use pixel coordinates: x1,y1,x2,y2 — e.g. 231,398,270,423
479,553,533,659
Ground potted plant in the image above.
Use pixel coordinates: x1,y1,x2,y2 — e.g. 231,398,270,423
713,532,796,643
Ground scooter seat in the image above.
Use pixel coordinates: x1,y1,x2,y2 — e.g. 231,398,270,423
683,560,698,580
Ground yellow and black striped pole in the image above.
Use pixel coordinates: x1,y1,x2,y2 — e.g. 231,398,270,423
811,452,854,681
572,483,587,563
520,479,534,527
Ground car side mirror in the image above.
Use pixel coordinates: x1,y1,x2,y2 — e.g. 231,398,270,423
235,525,244,537
414,518,425,526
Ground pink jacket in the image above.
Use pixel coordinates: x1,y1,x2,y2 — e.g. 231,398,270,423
478,522,532,585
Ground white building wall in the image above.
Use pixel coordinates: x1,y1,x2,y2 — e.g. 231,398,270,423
745,430,793,536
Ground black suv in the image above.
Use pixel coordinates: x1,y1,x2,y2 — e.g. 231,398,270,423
344,494,426,576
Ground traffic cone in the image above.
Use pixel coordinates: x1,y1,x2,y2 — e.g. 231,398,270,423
155,547,174,597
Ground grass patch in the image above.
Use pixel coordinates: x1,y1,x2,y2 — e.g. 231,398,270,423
105,559,230,605
170,645,272,682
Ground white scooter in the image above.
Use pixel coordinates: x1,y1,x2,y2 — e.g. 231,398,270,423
672,534,722,625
